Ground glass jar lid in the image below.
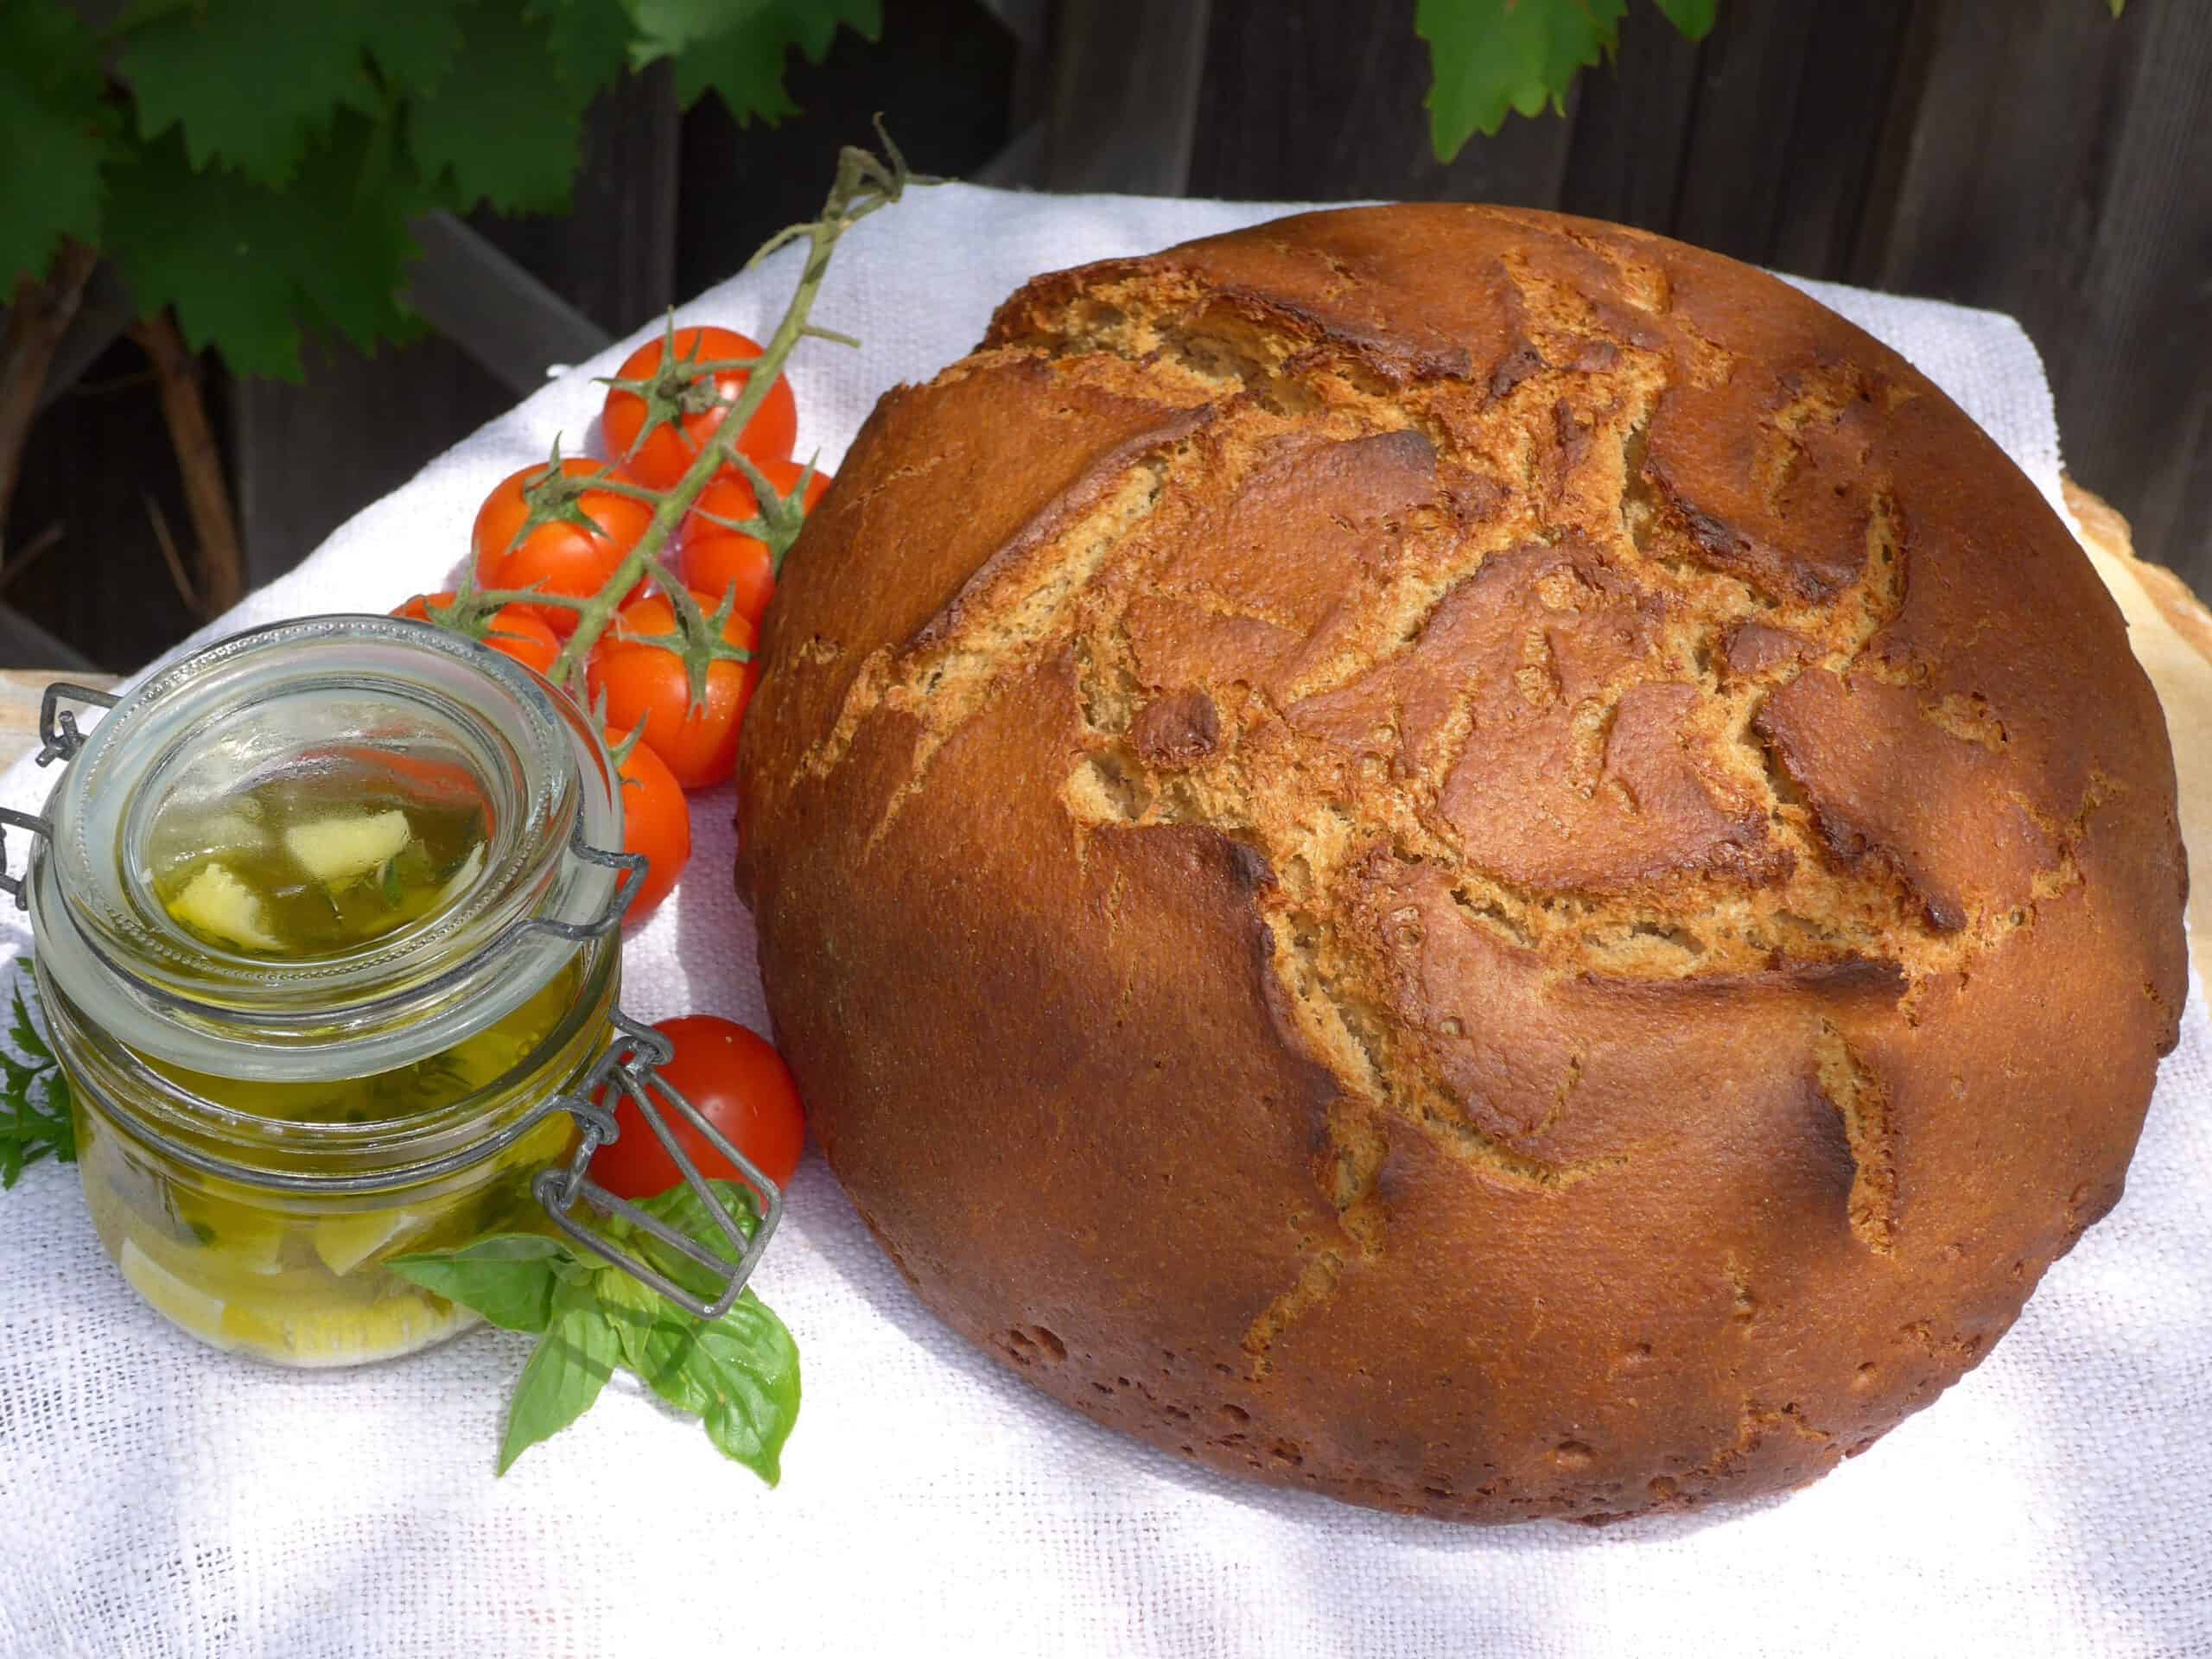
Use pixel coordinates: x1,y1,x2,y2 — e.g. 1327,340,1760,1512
24,615,626,1080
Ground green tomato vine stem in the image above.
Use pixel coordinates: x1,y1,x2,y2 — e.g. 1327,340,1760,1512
515,126,927,704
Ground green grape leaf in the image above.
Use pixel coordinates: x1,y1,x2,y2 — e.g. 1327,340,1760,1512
106,119,426,378
1417,0,1629,161
0,0,118,287
1649,0,1719,37
623,0,883,121
2107,0,2126,16
285,120,435,351
499,1274,620,1473
116,0,458,185
536,0,638,91
407,2,605,213
363,0,474,99
389,1235,567,1334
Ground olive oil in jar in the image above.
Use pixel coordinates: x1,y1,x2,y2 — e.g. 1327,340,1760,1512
28,616,640,1370
147,759,489,959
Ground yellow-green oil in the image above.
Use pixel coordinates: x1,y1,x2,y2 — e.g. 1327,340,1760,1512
149,760,489,961
74,767,594,1365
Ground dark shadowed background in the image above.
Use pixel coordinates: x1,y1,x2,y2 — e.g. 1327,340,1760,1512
11,0,2209,671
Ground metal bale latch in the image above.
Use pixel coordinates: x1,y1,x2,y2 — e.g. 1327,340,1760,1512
533,1009,785,1322
0,683,119,910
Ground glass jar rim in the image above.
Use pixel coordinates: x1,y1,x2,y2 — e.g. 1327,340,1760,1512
26,615,626,1080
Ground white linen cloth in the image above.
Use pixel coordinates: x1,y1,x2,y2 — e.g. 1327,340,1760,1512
1,183,2204,1659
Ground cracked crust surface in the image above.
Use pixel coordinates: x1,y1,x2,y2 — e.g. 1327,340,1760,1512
734,205,2189,1525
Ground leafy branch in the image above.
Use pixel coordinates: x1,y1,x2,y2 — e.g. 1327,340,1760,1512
0,0,883,583
0,966,74,1191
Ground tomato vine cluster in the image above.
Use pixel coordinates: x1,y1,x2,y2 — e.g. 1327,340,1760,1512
380,131,921,1218
397,322,830,928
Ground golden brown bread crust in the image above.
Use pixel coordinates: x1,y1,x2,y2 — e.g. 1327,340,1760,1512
734,205,2190,1524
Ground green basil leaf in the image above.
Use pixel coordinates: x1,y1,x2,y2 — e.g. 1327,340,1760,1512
633,1176,762,1249
388,1234,565,1334
598,1178,764,1305
636,1292,801,1485
593,1265,663,1375
499,1275,620,1475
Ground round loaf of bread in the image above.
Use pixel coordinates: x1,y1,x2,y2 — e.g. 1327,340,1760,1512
734,206,2188,1523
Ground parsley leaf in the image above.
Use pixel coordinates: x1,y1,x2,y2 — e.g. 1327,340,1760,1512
0,968,76,1192
0,0,118,287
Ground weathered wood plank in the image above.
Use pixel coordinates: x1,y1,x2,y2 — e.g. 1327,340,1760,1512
675,0,1015,293
6,332,214,670
407,215,612,395
229,336,511,592
1042,0,1214,194
1557,7,1703,231
1764,0,1914,279
1865,0,2212,591
1185,0,1576,207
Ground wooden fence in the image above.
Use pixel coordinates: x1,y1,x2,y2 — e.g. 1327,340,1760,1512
7,0,2206,670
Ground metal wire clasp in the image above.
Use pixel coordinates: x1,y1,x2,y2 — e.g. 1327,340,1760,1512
533,1009,785,1321
36,682,118,768
0,683,119,911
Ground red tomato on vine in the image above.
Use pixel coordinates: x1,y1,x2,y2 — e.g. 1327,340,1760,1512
606,726,690,924
680,457,832,630
471,459,650,635
391,592,560,675
601,326,798,490
587,589,759,791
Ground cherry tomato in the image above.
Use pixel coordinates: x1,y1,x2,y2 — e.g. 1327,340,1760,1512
392,592,561,676
591,1015,805,1198
607,726,690,923
680,457,832,630
471,458,651,635
586,588,759,791
601,326,798,491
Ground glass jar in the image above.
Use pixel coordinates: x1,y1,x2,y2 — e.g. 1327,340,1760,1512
3,616,780,1368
